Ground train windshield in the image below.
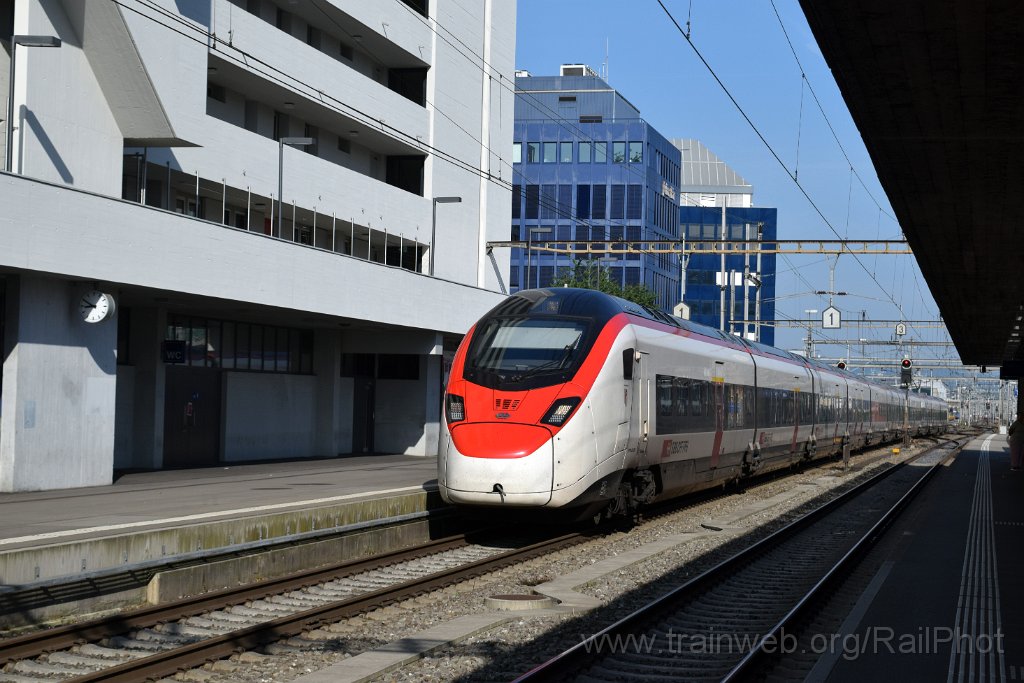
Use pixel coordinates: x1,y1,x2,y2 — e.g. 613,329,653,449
465,317,590,389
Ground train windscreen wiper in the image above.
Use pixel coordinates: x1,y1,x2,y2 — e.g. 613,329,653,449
509,343,577,382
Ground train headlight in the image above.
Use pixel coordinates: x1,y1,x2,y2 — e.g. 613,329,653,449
446,394,466,423
541,397,581,426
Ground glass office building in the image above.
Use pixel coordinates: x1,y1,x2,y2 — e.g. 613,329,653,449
510,66,682,311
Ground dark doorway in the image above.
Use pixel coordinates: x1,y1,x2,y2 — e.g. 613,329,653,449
388,67,427,105
352,374,375,454
163,365,222,467
385,155,425,195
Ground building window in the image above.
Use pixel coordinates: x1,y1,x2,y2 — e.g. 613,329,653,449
576,185,591,220
168,315,312,374
513,142,522,164
594,142,607,163
592,184,607,219
527,142,540,163
273,111,288,141
579,142,592,163
207,84,227,103
612,142,626,163
579,115,603,123
304,124,319,156
340,353,375,377
388,68,428,106
399,0,428,17
525,184,540,219
385,155,425,195
306,26,322,49
560,142,572,163
627,185,642,220
338,137,351,154
543,142,557,163
512,184,522,219
629,142,643,163
610,184,625,219
540,184,556,219
378,354,420,380
339,41,354,60
556,185,571,219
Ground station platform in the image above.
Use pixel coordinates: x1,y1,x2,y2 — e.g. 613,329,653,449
0,455,444,628
816,433,1023,682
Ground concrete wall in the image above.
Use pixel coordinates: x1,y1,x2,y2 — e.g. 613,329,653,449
0,275,117,491
0,175,503,336
113,365,135,468
12,0,122,194
223,372,317,461
376,378,428,454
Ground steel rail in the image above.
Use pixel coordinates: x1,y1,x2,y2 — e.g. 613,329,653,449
0,534,473,663
720,440,959,681
60,533,586,682
512,436,966,681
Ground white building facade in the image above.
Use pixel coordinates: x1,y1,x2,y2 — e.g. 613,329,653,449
0,0,515,491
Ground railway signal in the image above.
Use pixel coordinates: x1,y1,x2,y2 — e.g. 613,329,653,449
900,358,912,386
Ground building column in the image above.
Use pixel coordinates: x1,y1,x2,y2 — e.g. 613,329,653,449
313,329,342,457
423,334,444,457
0,275,117,491
125,306,166,469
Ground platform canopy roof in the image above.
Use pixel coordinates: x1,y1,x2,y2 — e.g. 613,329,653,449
799,0,1024,373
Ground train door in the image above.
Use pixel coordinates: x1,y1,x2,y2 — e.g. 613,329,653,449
634,352,651,464
163,365,222,467
710,379,725,468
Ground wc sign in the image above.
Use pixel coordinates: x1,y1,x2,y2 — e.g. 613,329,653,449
162,340,187,364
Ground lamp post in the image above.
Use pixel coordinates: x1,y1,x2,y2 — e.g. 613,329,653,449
430,196,461,275
6,34,62,173
277,136,314,238
526,227,552,289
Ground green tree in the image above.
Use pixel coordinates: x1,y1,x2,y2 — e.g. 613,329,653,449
550,259,659,308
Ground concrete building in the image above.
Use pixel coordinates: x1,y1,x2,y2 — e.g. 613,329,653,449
673,140,777,346
0,0,515,491
510,65,682,311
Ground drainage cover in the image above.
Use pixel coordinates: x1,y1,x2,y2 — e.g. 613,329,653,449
484,593,557,611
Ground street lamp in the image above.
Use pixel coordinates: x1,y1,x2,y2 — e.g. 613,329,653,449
6,34,62,173
430,196,462,275
526,227,552,289
277,136,314,238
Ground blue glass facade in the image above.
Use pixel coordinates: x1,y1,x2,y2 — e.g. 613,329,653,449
511,75,682,312
680,206,777,347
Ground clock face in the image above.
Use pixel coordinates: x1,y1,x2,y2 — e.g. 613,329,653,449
79,290,115,323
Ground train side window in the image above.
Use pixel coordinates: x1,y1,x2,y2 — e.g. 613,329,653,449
675,378,688,417
658,376,673,416
622,348,634,380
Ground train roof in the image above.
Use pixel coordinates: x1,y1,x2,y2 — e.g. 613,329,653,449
498,289,944,404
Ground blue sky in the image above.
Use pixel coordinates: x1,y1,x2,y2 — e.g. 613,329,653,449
514,0,950,363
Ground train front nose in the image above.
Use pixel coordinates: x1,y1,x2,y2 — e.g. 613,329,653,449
441,422,555,506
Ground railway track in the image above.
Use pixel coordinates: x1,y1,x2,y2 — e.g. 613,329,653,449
512,437,965,682
0,434,966,682
0,532,587,682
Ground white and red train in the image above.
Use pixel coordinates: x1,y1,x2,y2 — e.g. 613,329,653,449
438,288,946,521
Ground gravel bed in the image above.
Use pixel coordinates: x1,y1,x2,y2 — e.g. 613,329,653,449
172,439,946,683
